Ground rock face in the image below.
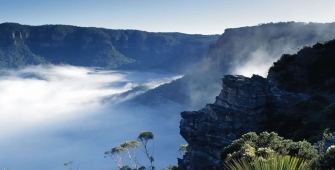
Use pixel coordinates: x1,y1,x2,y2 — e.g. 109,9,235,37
179,39,335,169
178,75,307,169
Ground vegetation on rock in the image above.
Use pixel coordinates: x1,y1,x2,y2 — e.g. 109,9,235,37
223,154,308,170
220,132,318,164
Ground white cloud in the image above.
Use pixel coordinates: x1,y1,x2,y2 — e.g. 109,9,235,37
232,49,275,77
0,65,125,135
0,65,186,170
0,65,181,138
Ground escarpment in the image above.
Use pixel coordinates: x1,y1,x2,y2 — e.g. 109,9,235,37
0,23,219,72
179,39,335,169
178,75,307,169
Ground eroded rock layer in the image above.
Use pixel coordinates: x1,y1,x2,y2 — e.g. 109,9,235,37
179,75,307,169
179,39,335,169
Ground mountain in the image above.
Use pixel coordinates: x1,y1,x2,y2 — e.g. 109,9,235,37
178,39,335,170
133,22,335,108
207,22,335,74
0,23,219,73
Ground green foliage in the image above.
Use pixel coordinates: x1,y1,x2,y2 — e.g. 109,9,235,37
221,132,318,165
105,146,127,168
106,131,155,170
137,131,155,170
323,145,335,169
271,54,296,72
268,93,334,143
121,140,139,148
92,48,135,69
138,131,154,142
0,45,48,68
119,165,132,170
316,130,335,169
112,146,127,153
178,144,188,157
268,38,335,93
223,154,308,170
161,164,179,170
64,161,79,170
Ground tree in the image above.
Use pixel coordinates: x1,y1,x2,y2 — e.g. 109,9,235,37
121,140,139,169
105,131,155,170
137,131,155,170
64,160,79,170
105,146,127,168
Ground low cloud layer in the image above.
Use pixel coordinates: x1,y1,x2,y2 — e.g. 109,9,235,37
0,65,185,170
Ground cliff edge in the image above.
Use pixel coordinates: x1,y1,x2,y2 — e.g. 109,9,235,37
179,39,335,169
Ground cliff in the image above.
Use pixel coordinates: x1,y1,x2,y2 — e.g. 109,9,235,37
178,39,335,169
132,22,335,108
0,23,219,73
207,22,335,74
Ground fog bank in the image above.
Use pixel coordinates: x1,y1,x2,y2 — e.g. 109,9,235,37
0,65,186,170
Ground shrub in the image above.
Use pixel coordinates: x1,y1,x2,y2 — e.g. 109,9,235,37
323,145,335,169
223,154,308,170
220,132,318,166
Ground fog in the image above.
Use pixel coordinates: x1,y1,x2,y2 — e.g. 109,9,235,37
232,45,297,77
215,22,335,77
0,65,187,170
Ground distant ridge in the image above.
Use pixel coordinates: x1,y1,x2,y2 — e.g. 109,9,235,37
0,22,219,73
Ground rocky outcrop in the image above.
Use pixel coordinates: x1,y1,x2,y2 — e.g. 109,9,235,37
179,38,335,169
178,75,307,169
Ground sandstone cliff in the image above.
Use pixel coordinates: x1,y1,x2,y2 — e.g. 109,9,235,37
178,39,335,169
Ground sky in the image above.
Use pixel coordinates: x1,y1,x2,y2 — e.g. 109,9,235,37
0,0,335,34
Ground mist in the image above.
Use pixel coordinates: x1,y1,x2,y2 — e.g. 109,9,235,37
232,45,298,77
0,65,187,170
218,22,335,77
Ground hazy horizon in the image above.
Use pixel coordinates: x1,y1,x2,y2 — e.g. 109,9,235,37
1,0,335,34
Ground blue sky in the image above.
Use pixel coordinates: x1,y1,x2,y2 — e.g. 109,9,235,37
1,0,335,34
